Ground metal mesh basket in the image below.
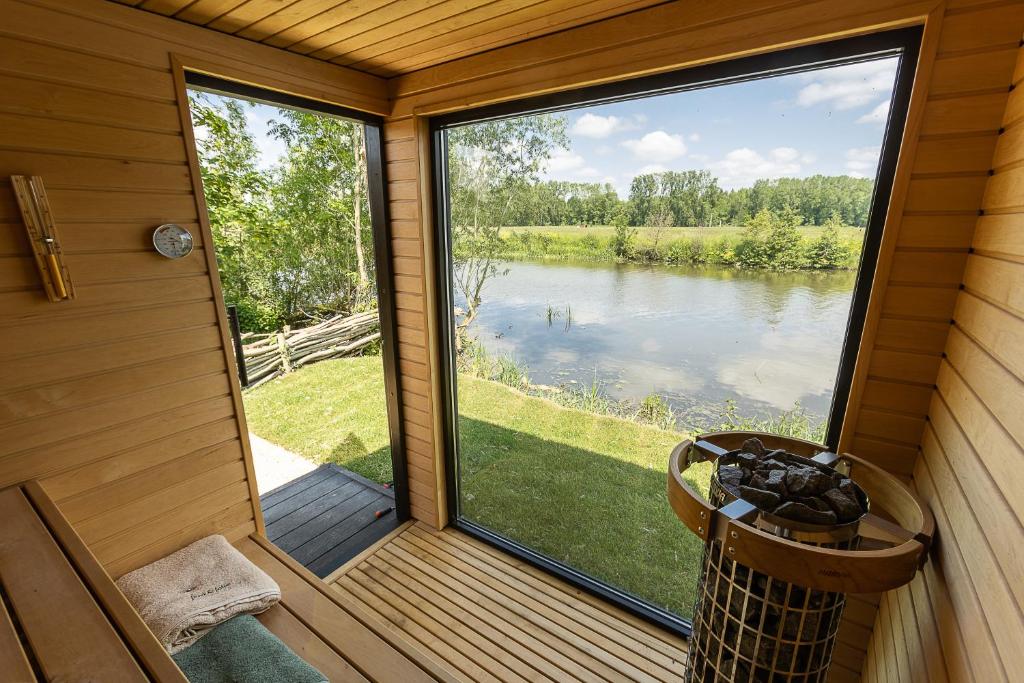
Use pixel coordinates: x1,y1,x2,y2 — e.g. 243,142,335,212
684,475,861,682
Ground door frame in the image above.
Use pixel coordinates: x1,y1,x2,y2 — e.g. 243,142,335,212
176,69,411,528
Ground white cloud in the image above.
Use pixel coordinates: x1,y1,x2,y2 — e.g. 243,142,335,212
545,147,587,173
570,113,643,138
636,163,668,175
845,146,881,177
857,100,890,125
796,59,897,111
689,133,701,142
709,147,806,189
543,147,601,180
621,130,687,162
772,147,800,162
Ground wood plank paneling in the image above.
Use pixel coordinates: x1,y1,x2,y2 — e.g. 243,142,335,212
123,0,670,77
0,0,385,577
862,32,1024,683
382,116,444,529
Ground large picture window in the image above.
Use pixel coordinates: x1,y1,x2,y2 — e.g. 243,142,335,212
433,29,920,631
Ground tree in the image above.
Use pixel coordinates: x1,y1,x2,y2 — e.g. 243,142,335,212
190,93,373,332
188,94,274,330
627,174,658,226
447,114,568,345
268,109,374,319
611,206,637,259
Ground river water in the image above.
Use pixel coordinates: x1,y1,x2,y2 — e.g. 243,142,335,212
464,260,858,426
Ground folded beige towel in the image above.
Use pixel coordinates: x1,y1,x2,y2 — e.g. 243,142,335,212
116,535,280,654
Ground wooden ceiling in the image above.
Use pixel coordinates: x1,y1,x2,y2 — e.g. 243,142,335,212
112,0,671,77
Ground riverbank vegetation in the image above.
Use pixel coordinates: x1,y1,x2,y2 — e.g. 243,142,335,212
493,212,862,269
458,341,827,441
446,114,874,345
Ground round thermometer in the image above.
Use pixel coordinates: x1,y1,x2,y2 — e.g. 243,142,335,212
153,223,194,259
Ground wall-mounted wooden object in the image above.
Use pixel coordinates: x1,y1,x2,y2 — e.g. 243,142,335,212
10,175,74,303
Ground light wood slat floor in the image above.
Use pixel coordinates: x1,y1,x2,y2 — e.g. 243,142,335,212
329,522,687,682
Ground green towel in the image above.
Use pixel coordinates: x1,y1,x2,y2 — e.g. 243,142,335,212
172,615,327,683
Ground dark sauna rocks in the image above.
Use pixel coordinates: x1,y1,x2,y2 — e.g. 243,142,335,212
716,437,868,524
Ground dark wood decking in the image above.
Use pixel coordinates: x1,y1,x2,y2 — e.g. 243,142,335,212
259,464,399,578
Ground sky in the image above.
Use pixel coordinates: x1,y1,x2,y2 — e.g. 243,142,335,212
539,57,899,196
195,56,898,198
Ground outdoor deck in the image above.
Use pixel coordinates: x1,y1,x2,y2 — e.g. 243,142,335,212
259,464,399,578
329,522,688,681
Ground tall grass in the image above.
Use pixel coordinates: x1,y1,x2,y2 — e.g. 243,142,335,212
692,398,827,444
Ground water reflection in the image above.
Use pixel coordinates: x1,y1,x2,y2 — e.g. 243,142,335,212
462,260,857,421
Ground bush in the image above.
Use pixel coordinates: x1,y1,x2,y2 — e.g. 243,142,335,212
735,207,805,270
806,214,852,269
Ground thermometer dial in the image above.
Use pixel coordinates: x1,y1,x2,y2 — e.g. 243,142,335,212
153,223,194,259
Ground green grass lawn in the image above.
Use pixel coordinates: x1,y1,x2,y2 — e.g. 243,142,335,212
242,356,393,483
243,355,712,619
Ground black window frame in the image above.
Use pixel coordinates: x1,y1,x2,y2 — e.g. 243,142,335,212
430,27,922,636
184,72,411,526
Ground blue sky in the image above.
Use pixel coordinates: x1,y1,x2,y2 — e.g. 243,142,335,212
543,57,899,195
197,56,897,197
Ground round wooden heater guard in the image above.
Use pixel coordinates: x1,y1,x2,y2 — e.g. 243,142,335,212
667,431,935,594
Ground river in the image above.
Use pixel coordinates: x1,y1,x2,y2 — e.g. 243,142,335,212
463,260,858,427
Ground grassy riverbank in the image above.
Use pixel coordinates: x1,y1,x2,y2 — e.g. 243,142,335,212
495,223,864,269
243,355,711,616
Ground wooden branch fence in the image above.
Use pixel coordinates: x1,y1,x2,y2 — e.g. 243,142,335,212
236,310,380,390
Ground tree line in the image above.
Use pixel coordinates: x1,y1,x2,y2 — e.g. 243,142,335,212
503,172,875,228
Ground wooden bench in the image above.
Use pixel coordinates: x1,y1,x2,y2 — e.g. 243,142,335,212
2,481,451,682
0,482,186,682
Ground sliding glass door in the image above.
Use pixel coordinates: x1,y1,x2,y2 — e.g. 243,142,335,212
433,30,920,630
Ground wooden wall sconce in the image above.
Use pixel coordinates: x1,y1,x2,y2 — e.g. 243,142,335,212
10,175,74,303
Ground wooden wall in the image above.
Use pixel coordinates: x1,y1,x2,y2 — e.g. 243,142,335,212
842,0,1024,479
0,0,387,578
380,0,1024,679
383,117,448,527
860,39,1024,683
